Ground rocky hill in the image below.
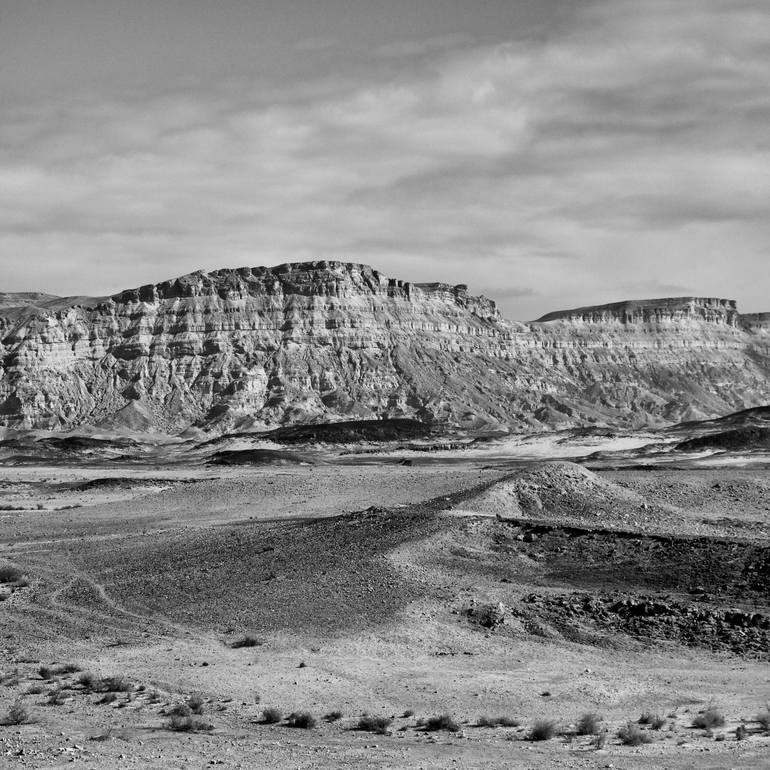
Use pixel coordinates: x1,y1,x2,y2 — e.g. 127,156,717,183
1,261,768,434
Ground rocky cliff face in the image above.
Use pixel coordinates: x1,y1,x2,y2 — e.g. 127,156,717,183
1,261,768,433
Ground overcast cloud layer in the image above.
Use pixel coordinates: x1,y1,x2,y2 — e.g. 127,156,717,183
1,0,768,320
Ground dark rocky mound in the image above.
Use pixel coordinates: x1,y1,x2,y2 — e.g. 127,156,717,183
261,418,432,444
676,427,770,452
209,449,312,466
35,435,139,452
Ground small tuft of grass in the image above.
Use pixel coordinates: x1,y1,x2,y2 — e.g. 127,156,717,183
617,723,653,746
298,661,307,668
358,715,392,734
26,685,45,695
286,711,317,729
324,710,343,722
38,666,55,681
650,714,666,730
576,712,602,736
230,635,261,649
692,707,725,730
529,719,558,741
425,714,460,732
262,707,282,724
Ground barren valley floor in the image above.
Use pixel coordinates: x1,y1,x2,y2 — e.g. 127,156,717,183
1,454,769,768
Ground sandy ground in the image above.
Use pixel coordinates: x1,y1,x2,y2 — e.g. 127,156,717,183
1,454,769,768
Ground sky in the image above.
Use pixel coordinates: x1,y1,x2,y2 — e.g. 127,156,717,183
1,0,768,321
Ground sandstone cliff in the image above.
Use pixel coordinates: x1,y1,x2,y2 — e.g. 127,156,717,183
1,261,768,433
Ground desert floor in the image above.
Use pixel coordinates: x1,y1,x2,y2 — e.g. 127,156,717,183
1,450,769,768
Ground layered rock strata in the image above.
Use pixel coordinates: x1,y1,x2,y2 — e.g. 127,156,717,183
1,261,768,433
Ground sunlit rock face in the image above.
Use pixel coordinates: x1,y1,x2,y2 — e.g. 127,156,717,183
1,261,769,433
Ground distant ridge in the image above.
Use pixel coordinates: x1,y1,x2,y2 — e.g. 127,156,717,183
1,260,769,434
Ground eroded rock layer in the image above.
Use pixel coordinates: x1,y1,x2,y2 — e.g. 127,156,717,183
1,261,769,433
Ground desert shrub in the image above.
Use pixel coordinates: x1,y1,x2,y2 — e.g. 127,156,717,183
358,715,392,734
736,723,748,741
167,715,213,732
324,710,343,722
298,661,307,668
169,703,192,718
47,688,68,706
100,676,131,693
692,707,725,729
262,707,282,724
187,693,205,715
230,635,260,649
425,714,460,732
529,719,557,741
26,685,45,695
78,673,98,691
478,715,520,728
650,714,666,730
617,723,653,746
59,663,81,674
576,712,602,736
38,666,55,681
286,711,317,729
97,693,118,705
0,670,20,687
755,709,770,732
3,701,30,725
147,690,162,704
0,566,23,584
402,709,414,718
593,731,607,749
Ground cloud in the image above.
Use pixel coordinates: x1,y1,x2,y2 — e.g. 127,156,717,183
0,0,769,319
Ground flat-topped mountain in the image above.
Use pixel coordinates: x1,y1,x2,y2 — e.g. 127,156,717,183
1,261,768,433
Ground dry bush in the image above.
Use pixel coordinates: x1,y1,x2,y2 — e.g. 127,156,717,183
357,715,392,734
617,723,653,746
99,676,131,693
287,711,317,729
187,693,205,715
0,566,23,584
755,709,770,733
47,688,68,706
167,715,213,732
78,673,98,691
576,712,602,735
261,707,282,724
2,701,30,726
425,714,460,732
230,636,261,649
529,719,557,741
692,707,725,730
478,715,520,728
324,710,343,722
97,693,118,705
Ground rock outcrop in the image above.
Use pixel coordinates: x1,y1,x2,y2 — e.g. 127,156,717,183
1,261,769,433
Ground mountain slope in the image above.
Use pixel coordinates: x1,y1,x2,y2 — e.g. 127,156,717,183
1,261,768,433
